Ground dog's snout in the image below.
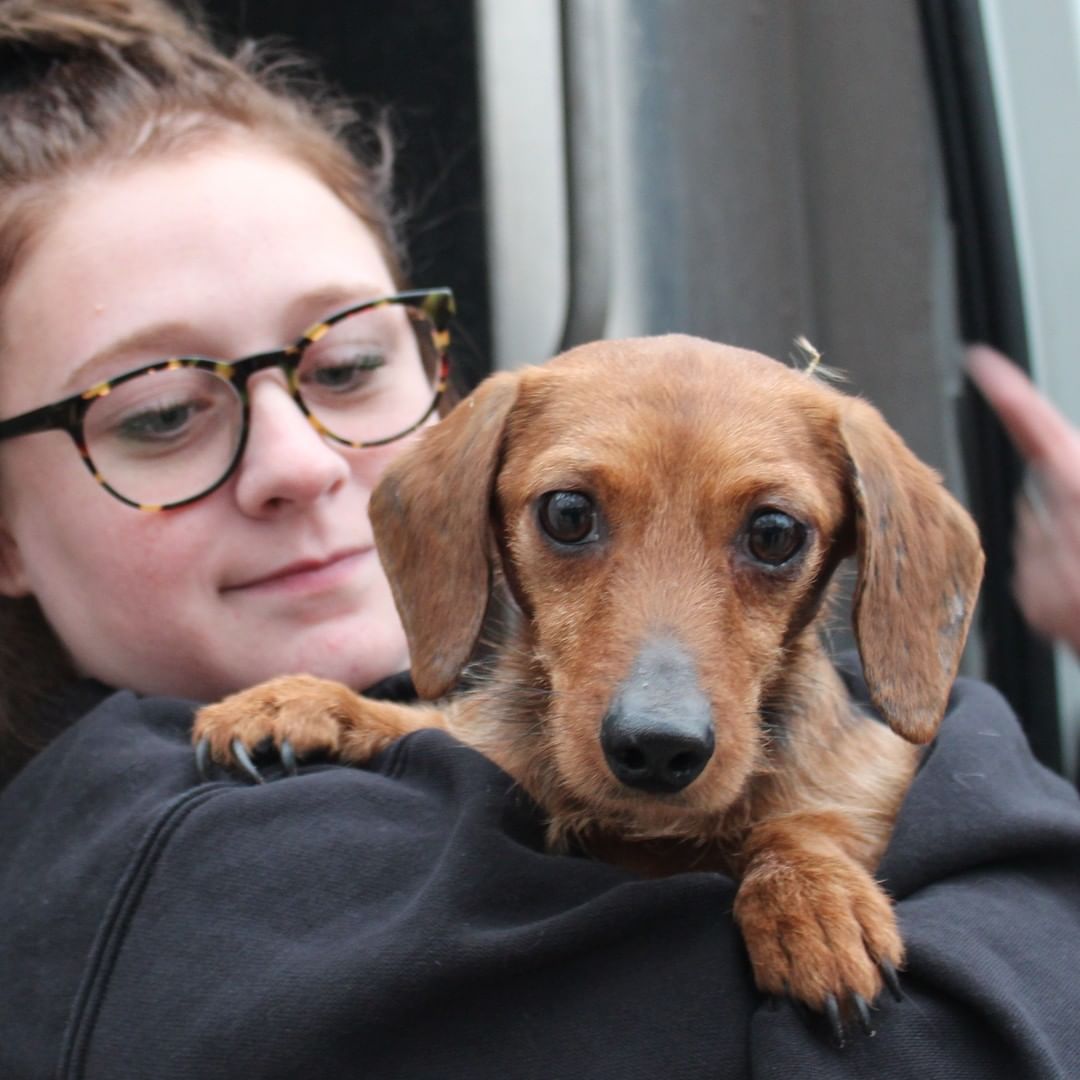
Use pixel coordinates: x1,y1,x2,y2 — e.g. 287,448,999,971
601,636,714,794
601,712,714,793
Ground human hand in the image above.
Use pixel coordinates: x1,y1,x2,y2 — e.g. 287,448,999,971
966,345,1080,655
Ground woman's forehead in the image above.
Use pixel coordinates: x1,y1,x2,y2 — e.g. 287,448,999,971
0,141,396,411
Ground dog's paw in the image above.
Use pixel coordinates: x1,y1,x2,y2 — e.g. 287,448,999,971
193,674,373,780
734,851,904,1043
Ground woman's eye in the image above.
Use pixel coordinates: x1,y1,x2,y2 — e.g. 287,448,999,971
117,400,207,441
538,491,599,545
302,352,385,394
746,509,807,565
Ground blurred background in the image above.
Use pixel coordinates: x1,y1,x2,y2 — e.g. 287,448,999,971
206,0,1080,787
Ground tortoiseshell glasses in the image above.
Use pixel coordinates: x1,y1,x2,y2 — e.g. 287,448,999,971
0,288,455,511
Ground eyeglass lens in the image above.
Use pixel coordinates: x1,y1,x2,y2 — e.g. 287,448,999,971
81,303,442,507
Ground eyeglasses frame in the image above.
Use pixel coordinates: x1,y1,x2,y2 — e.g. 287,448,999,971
0,287,455,511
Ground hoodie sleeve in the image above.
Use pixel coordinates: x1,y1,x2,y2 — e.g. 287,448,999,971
3,676,1078,1080
750,675,1080,1078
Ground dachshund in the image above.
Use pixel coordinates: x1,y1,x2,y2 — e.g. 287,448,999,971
194,334,984,1040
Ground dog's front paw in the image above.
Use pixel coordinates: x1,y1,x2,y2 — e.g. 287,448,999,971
193,674,372,780
734,851,904,1042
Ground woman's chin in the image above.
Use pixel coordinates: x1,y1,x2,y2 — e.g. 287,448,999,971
252,614,409,693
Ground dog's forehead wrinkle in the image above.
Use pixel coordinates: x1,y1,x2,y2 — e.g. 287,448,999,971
510,428,837,512
531,338,843,430
549,333,833,395
504,368,848,520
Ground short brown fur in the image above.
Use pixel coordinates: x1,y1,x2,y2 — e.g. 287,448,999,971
196,335,984,1018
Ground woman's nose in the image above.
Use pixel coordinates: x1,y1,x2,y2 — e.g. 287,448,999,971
232,374,350,516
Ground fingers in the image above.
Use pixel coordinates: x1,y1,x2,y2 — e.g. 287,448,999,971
965,347,1080,655
1012,492,1057,630
1022,468,1049,525
966,345,1078,473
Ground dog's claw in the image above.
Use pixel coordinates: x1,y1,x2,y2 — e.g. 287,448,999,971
851,993,874,1036
880,959,903,1002
280,738,298,776
824,994,845,1047
193,732,299,783
231,738,265,784
195,737,212,781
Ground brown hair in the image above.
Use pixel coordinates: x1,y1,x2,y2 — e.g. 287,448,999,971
0,0,405,781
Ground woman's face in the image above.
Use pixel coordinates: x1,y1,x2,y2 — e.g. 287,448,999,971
0,140,421,699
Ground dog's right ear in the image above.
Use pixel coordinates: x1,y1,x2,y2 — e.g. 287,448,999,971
370,372,521,699
839,396,984,744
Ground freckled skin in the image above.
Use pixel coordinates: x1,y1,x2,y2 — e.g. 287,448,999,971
0,140,416,699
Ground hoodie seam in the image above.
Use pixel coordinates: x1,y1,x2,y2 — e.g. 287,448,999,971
56,783,236,1080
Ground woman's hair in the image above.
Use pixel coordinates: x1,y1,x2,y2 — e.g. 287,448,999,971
0,0,405,781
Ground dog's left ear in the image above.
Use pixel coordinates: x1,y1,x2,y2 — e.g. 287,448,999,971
840,397,985,744
370,372,521,700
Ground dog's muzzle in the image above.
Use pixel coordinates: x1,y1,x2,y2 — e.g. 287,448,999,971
601,637,714,794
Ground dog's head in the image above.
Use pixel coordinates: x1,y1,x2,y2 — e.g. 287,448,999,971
371,335,983,826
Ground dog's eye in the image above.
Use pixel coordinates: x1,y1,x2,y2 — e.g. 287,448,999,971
538,491,598,545
747,509,806,565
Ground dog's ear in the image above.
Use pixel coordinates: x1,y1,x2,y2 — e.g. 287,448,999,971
370,372,521,699
839,397,984,744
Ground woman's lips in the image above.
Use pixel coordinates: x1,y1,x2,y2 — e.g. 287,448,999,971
225,549,371,595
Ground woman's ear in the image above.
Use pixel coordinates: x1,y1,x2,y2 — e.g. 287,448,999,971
0,520,30,598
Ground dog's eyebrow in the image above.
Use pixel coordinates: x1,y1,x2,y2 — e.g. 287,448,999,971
517,460,610,495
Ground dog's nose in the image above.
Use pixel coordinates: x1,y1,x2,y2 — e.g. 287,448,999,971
601,712,715,793
602,635,714,794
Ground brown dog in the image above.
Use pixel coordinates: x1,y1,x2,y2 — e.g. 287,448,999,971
195,334,983,1037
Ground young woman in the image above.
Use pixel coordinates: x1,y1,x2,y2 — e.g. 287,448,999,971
0,3,1077,1077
